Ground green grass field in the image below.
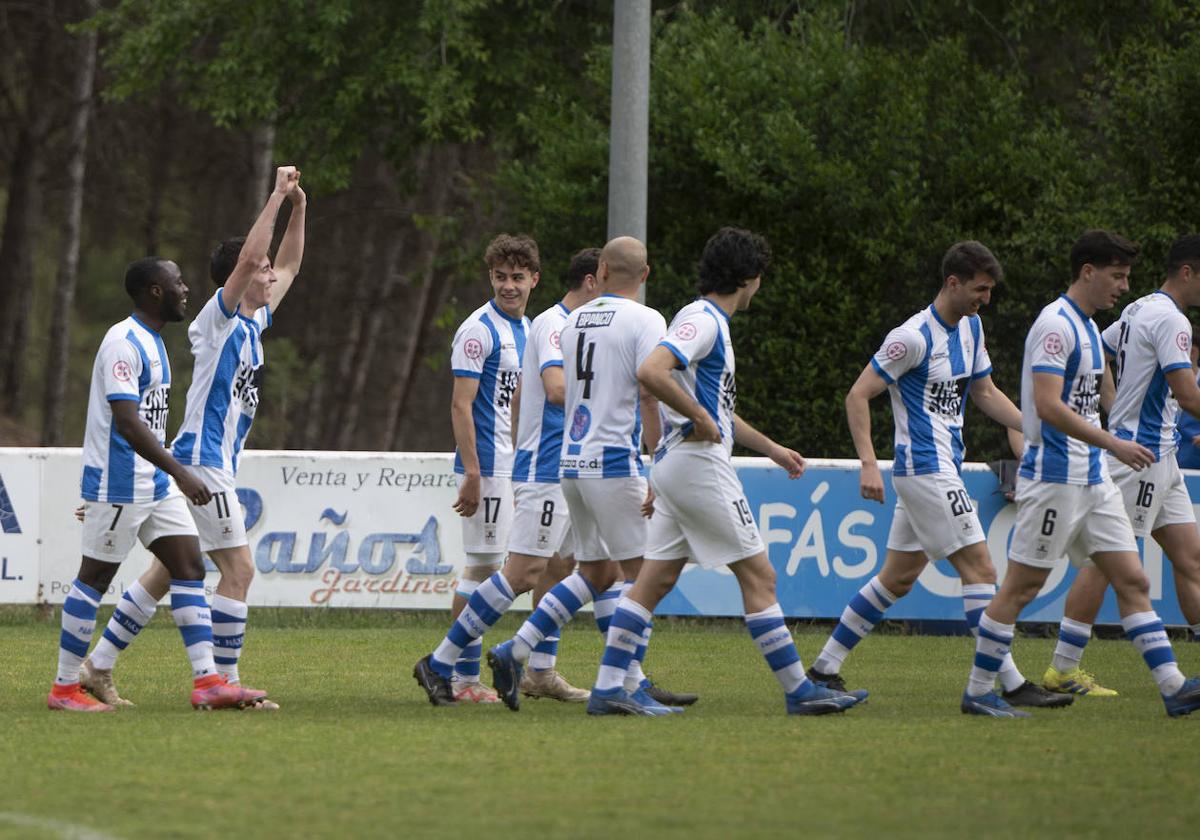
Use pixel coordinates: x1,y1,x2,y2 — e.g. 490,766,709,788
1,609,1198,839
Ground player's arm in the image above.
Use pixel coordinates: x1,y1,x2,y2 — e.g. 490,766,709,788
845,364,889,503
541,365,565,406
968,374,1022,431
109,400,211,505
1166,366,1200,418
450,375,482,517
636,345,719,442
224,166,296,312
1031,370,1152,469
510,379,522,449
1100,363,1117,414
639,385,662,454
733,413,804,479
269,180,307,310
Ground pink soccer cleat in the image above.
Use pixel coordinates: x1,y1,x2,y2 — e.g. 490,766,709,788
191,675,269,711
48,683,115,713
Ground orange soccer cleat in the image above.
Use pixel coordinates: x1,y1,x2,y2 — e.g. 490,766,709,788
48,683,116,713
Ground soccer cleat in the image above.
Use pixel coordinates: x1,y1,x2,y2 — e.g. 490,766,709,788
80,657,134,707
805,666,848,693
1163,677,1200,718
412,654,456,706
961,690,1032,718
486,640,524,711
586,686,675,716
630,686,684,714
1003,680,1074,708
47,683,115,713
1042,666,1118,697
452,680,501,704
786,682,864,716
245,697,281,711
191,675,269,711
642,678,699,707
520,669,590,703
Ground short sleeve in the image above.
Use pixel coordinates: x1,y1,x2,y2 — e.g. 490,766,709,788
972,321,993,379
538,318,564,372
193,289,238,347
257,304,272,332
451,319,494,378
658,310,718,370
1028,315,1074,376
870,326,924,384
1101,320,1120,356
636,311,668,368
1151,310,1193,374
100,339,143,402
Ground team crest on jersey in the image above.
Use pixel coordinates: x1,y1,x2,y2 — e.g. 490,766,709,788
112,360,133,382
886,341,907,361
569,404,592,441
1178,331,1190,352
464,338,484,360
549,330,560,349
674,322,697,341
1043,333,1063,355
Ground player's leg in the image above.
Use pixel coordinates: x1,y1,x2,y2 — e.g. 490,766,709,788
81,560,168,706
1042,564,1115,696
1153,522,1200,639
527,551,574,675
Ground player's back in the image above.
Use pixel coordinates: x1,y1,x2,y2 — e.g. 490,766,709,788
560,294,665,479
513,302,569,483
656,298,737,456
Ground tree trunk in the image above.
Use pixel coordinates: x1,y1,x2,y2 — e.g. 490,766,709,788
248,122,276,218
41,0,99,444
322,217,376,446
143,93,175,254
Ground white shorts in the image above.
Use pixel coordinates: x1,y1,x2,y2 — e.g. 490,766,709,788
461,475,514,554
645,442,764,569
186,465,247,552
561,476,648,562
887,473,984,559
508,481,571,558
1008,476,1137,569
81,492,198,564
1108,453,1196,537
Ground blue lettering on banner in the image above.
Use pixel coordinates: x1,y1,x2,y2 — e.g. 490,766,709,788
0,472,21,534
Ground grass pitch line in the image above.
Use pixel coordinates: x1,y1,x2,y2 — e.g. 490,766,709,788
0,812,122,840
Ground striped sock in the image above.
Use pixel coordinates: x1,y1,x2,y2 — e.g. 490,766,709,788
530,637,559,671
56,579,101,685
170,579,217,680
746,603,809,696
813,575,897,674
1122,611,1186,696
89,580,157,671
967,614,1013,697
513,572,596,663
595,598,651,693
211,594,248,684
625,623,652,692
593,582,623,635
963,583,1025,692
431,572,514,680
1051,617,1092,673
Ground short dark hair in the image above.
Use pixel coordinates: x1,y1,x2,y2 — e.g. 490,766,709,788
1167,234,1200,277
941,241,1002,284
124,257,168,302
697,227,771,295
484,234,540,274
210,237,246,287
565,248,601,290
1070,229,1140,279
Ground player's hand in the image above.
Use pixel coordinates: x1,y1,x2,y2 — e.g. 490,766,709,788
176,470,212,506
453,473,481,518
273,165,299,195
691,412,721,444
1109,437,1154,471
74,505,85,523
770,444,806,479
288,180,306,207
641,485,656,519
859,462,885,504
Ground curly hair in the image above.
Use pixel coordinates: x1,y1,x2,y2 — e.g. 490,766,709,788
484,234,540,274
697,227,771,295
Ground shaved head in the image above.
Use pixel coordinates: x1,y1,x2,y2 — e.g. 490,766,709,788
599,236,649,292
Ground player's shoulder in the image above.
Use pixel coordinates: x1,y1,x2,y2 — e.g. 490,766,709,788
532,301,570,330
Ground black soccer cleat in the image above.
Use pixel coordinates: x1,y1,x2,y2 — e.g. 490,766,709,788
1002,680,1075,709
806,666,848,693
413,654,457,706
643,679,699,707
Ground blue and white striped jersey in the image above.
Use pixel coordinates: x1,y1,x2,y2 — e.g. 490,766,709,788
560,294,666,479
656,299,736,458
171,289,271,475
1018,294,1107,485
512,302,568,484
871,305,992,476
1102,290,1193,462
451,299,529,478
81,315,174,503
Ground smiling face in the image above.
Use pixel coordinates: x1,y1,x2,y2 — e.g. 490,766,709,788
489,261,539,318
946,271,995,318
241,256,277,310
155,261,189,322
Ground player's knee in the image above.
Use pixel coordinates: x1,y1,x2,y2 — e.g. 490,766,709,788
1115,567,1151,600
879,570,916,597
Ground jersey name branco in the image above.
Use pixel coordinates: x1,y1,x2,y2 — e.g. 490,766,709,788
513,302,569,484
1103,290,1193,461
870,305,991,476
1019,294,1107,485
559,294,665,479
451,299,529,478
81,314,174,503
656,298,736,458
171,288,271,475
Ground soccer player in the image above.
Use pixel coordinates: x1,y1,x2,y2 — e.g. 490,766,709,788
77,166,305,709
414,247,602,706
411,234,537,704
961,229,1200,718
1040,233,1200,697
48,257,266,712
806,242,1067,708
587,226,863,716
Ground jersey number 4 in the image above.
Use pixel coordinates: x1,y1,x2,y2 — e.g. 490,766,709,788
576,335,596,399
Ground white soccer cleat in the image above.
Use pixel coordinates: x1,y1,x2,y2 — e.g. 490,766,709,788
80,657,134,707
